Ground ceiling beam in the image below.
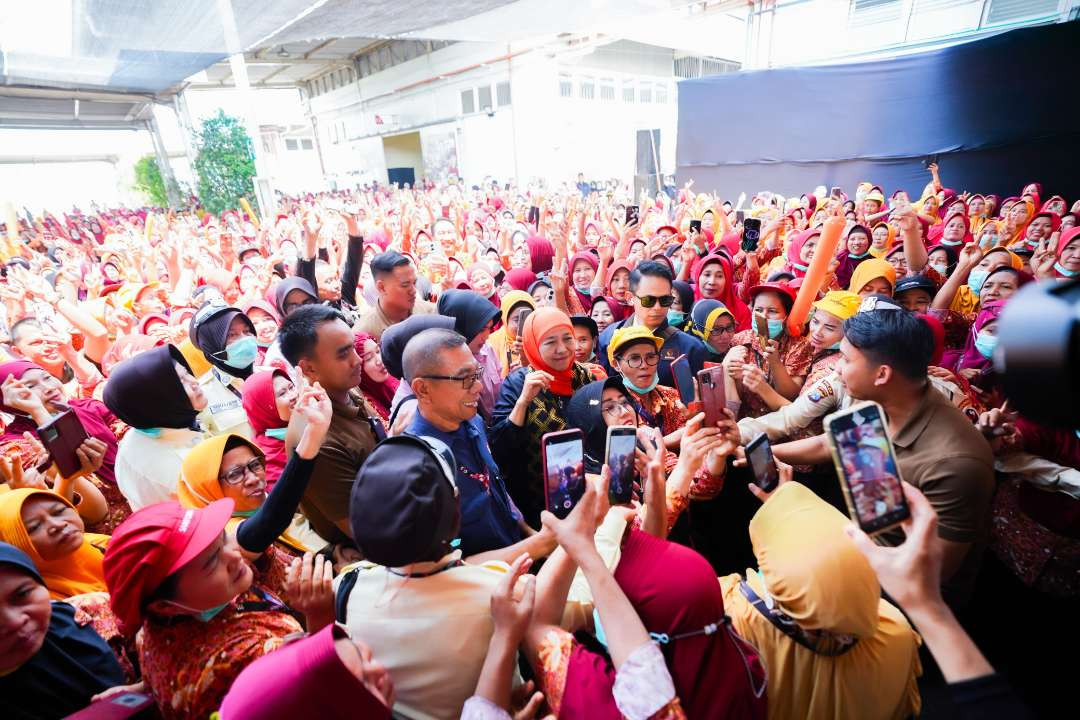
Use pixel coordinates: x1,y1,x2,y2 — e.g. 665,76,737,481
303,38,337,58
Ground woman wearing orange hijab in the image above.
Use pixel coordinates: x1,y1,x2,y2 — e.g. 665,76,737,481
490,307,594,527
0,488,109,600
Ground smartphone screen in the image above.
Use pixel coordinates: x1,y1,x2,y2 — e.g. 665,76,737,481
543,431,585,519
515,307,532,338
606,426,636,505
830,186,842,199
826,402,910,534
689,219,702,234
736,210,745,224
745,433,779,492
742,218,761,252
626,205,640,225
671,354,696,406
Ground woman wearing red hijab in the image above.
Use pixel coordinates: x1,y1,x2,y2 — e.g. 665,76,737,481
241,369,296,490
490,307,593,527
353,332,400,423
689,254,751,331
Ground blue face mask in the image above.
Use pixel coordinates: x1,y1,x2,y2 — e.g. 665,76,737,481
264,427,287,441
767,319,785,339
967,269,989,296
930,262,948,276
134,427,163,438
667,310,686,326
848,251,870,260
974,331,998,359
574,284,593,296
168,599,230,623
623,374,659,395
1054,262,1079,278
222,336,259,369
829,341,842,351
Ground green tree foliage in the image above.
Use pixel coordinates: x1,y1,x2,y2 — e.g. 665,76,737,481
132,154,170,207
194,110,256,214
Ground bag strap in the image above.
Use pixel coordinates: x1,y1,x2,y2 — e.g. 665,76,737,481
740,581,858,657
335,567,360,624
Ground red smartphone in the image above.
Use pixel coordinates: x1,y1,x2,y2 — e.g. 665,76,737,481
37,410,89,478
542,429,585,519
65,692,156,719
696,366,726,428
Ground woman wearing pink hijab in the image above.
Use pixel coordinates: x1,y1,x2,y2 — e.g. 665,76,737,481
353,331,400,422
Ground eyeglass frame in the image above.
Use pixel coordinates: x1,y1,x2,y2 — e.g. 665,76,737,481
635,294,674,308
617,350,661,369
417,369,485,390
219,457,266,485
601,398,636,417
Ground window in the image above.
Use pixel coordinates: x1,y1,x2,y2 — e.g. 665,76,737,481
559,74,573,98
639,83,652,103
496,81,511,106
301,138,314,150
600,78,615,102
579,76,595,100
285,138,298,151
339,121,346,142
477,85,493,112
622,82,635,103
655,83,668,104
461,88,475,114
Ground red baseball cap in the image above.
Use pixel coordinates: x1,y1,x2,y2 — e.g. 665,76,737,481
104,499,235,636
749,281,797,305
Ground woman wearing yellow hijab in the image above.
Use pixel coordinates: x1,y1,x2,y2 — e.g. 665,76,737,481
0,488,110,600
487,290,537,378
720,482,922,720
869,222,896,259
847,258,897,297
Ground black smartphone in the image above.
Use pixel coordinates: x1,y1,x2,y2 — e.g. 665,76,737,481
824,401,910,535
671,353,696,406
515,307,532,338
741,218,761,252
605,426,636,505
736,210,745,224
745,433,779,493
688,219,702,234
542,429,586,519
923,154,939,169
38,410,90,478
626,205,640,225
528,206,540,225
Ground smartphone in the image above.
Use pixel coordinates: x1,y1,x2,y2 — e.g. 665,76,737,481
745,433,779,493
542,429,586,519
735,210,745,225
830,186,842,199
741,218,761,252
688,219,702,234
37,410,90,478
605,426,636,505
922,154,939,169
824,401,910,535
670,354,696,406
754,314,769,341
527,206,540,225
625,205,640,225
696,366,726,429
65,692,156,719
515,307,532,338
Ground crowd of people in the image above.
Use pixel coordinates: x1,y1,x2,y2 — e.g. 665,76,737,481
1,161,1077,719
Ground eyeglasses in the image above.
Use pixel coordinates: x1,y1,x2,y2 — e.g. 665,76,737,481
601,399,635,417
220,457,266,485
620,352,660,369
419,370,484,390
636,294,674,308
708,325,736,338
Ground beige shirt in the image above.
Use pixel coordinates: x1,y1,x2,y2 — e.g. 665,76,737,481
335,551,511,720
353,297,436,342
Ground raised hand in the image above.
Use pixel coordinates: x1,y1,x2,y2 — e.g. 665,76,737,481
284,552,335,633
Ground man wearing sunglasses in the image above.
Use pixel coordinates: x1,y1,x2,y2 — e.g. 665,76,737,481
596,260,707,388
403,327,556,564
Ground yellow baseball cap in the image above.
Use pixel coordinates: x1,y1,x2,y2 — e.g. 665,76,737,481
608,325,663,367
812,290,862,322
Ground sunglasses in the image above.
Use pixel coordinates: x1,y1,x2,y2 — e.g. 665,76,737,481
636,294,674,308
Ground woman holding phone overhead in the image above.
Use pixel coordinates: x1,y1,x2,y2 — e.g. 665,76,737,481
490,307,594,528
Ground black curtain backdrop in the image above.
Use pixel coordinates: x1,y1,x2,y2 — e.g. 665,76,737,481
676,20,1080,203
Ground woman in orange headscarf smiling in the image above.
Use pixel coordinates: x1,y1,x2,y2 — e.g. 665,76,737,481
490,307,594,527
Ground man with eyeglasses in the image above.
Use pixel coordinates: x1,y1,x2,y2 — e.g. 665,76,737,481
596,260,707,387
403,328,556,563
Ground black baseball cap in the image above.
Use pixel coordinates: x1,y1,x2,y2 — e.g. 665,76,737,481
894,274,937,296
349,435,460,567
